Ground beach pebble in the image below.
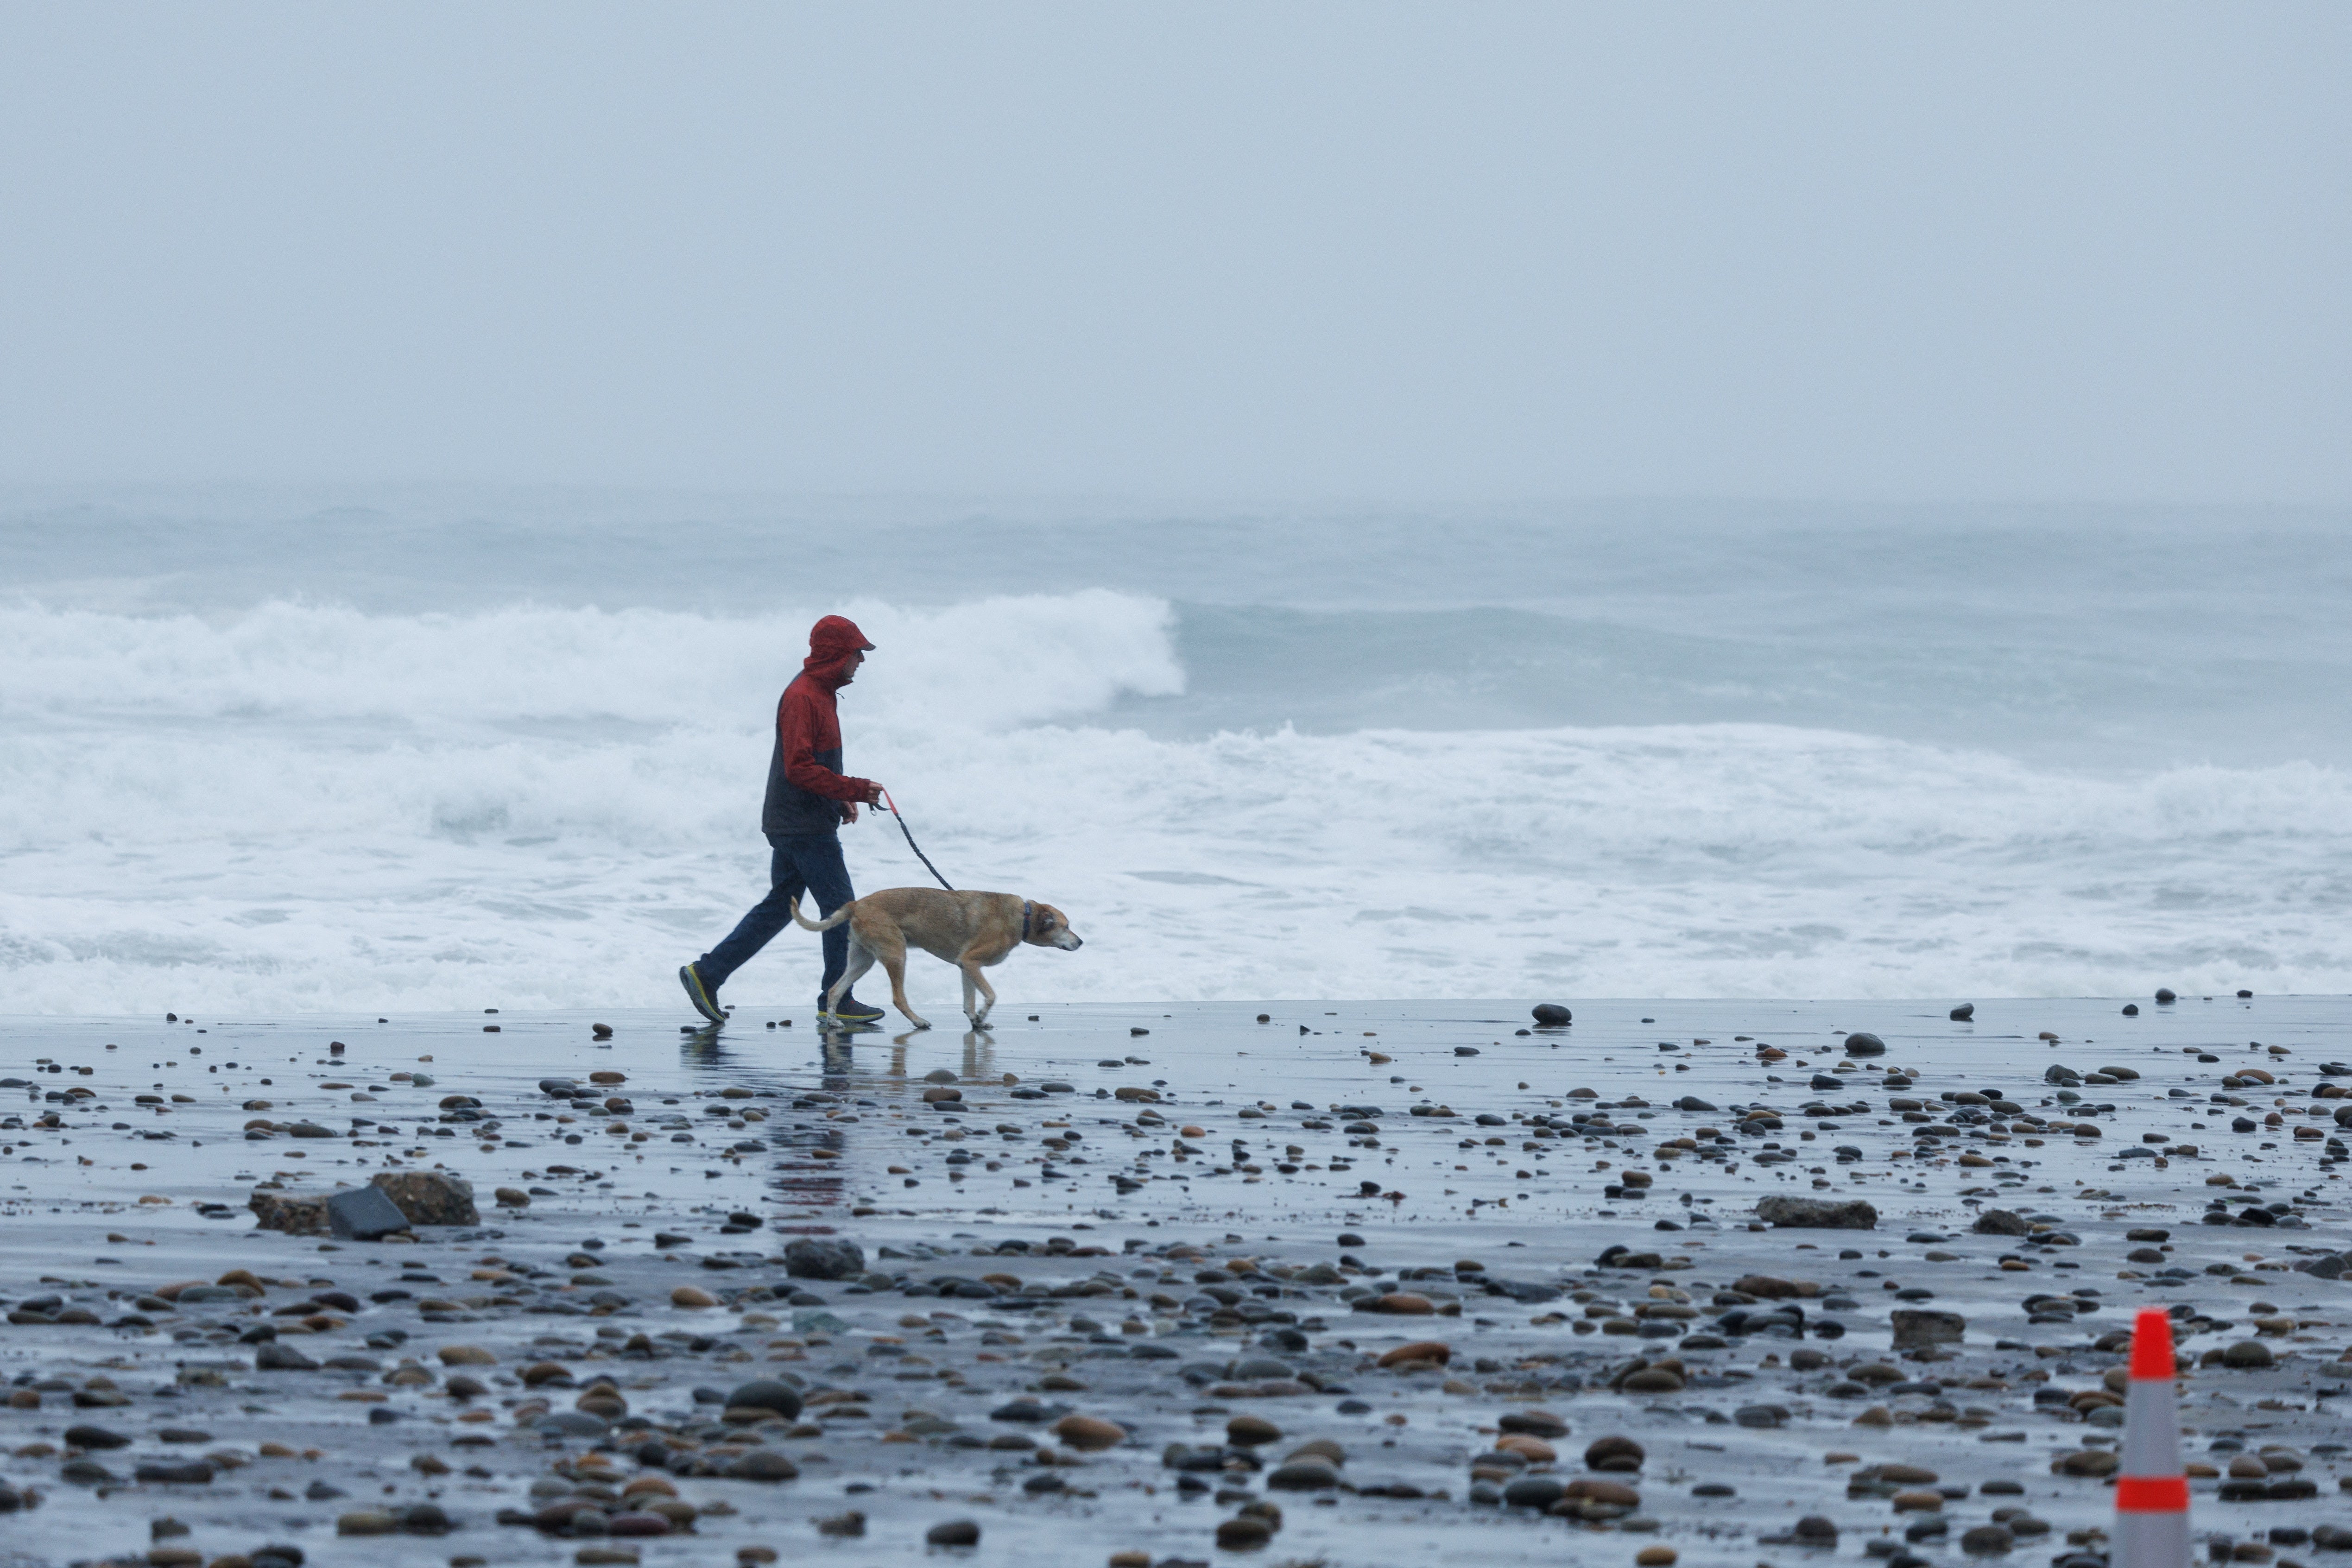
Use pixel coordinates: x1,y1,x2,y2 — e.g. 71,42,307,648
1268,1460,1340,1490
1053,1415,1126,1451
726,1379,804,1420
1502,1475,1565,1509
63,1424,129,1450
1376,1339,1451,1367
670,1286,718,1308
133,1460,215,1484
782,1238,865,1279
1215,1516,1273,1549
1585,1435,1644,1471
925,1520,980,1546
1227,1415,1282,1446
1551,1478,1640,1520
606,1514,671,1537
724,1451,798,1482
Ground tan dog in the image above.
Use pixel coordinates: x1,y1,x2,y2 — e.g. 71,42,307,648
790,887,1082,1029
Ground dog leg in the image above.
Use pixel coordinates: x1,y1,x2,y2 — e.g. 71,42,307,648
959,966,981,1027
965,963,998,1027
827,941,879,1020
877,942,927,1030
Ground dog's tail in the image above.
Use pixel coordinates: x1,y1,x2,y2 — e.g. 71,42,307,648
788,896,853,933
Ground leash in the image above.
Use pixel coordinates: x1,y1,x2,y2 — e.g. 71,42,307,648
877,789,956,891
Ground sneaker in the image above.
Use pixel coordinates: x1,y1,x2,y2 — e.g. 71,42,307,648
822,992,885,1024
678,963,726,1024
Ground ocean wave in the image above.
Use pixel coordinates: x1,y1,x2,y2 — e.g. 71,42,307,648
0,589,1184,734
4,591,2350,1012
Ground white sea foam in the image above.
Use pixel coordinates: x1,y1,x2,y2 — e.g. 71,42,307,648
5,588,2349,1014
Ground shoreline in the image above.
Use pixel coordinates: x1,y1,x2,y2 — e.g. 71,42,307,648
0,996,2344,1566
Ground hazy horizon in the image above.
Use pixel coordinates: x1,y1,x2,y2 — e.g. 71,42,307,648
3,3,2345,504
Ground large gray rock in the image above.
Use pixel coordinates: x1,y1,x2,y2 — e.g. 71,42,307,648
1971,1208,2032,1236
326,1185,411,1241
782,1237,865,1280
1890,1309,1966,1348
1756,1196,1878,1230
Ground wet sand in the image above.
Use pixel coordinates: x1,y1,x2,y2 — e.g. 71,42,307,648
2,995,2347,1568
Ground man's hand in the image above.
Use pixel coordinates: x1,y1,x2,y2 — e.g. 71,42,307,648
863,783,886,806
841,803,858,824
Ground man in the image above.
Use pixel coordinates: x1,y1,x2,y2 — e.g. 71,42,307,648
679,614,887,1024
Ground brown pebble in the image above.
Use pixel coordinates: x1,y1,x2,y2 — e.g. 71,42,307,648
1636,1550,1678,1567
1215,1517,1273,1549
670,1286,718,1309
1054,1420,1124,1457
1226,1415,1282,1447
436,1346,496,1366
1585,1435,1645,1471
1376,1339,1451,1367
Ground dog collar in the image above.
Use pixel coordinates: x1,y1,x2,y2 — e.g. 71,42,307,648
1021,901,1032,942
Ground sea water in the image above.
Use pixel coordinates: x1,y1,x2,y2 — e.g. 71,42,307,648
3,490,2348,1013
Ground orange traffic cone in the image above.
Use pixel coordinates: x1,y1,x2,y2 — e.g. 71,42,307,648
2115,1306,2190,1568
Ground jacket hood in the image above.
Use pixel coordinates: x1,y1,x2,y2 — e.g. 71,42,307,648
803,614,875,689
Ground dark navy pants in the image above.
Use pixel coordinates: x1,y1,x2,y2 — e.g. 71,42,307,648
697,833,854,996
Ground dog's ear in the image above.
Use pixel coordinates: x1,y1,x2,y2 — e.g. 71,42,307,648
1035,903,1065,932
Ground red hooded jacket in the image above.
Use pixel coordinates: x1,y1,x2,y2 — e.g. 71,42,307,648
760,615,878,836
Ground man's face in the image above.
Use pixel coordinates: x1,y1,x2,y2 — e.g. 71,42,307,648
840,649,866,683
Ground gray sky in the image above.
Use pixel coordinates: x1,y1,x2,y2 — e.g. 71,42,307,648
0,3,2343,503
